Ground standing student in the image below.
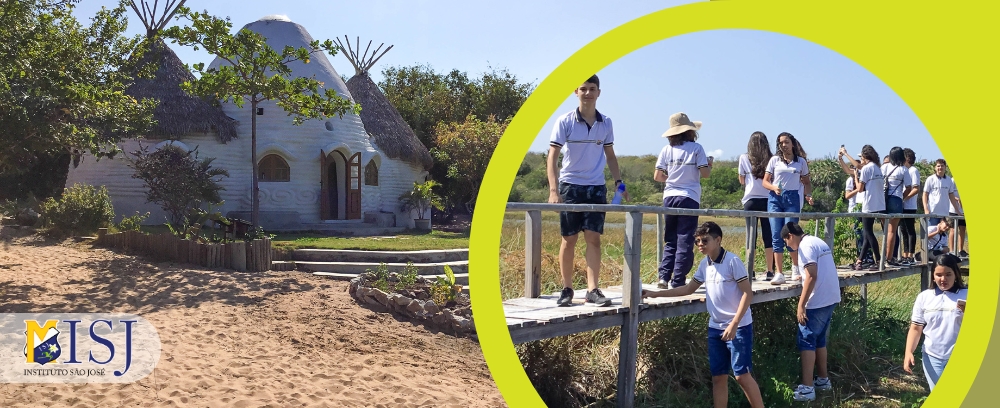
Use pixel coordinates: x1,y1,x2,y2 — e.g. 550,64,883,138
899,148,921,265
738,132,775,280
643,222,765,408
654,112,712,289
781,222,842,402
904,254,967,391
547,75,625,307
948,181,967,257
837,151,875,265
761,132,814,285
921,159,961,231
840,145,885,270
881,147,913,266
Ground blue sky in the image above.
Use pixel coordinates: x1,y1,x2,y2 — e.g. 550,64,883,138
73,0,942,162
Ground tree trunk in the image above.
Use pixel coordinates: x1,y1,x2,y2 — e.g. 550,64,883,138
251,99,260,228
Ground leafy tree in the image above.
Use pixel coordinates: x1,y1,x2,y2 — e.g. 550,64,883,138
431,114,507,213
128,143,229,228
0,0,156,194
163,7,361,227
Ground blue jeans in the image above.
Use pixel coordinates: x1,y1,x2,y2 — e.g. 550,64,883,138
797,303,837,351
768,189,801,253
922,351,949,391
708,324,754,376
658,196,700,287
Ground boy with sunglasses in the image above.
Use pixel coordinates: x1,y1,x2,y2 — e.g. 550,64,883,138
642,222,763,408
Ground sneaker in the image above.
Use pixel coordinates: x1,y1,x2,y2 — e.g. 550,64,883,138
657,279,670,289
765,271,774,280
793,384,816,401
814,377,832,390
887,258,901,267
557,287,573,307
867,263,880,271
790,266,801,281
770,273,786,285
960,250,969,257
585,288,612,307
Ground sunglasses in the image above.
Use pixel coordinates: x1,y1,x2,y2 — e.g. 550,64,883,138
694,237,716,245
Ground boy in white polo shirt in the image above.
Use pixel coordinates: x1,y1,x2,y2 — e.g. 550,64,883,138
643,222,764,408
547,75,626,307
781,221,842,402
922,159,960,228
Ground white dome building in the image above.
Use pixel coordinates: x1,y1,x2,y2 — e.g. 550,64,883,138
65,15,433,232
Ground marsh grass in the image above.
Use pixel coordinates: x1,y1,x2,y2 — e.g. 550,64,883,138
502,214,932,407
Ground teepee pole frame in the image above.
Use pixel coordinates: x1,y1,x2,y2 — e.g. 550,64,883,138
334,36,394,76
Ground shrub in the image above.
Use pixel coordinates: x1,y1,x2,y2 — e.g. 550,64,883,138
116,211,150,232
128,143,228,228
40,184,115,236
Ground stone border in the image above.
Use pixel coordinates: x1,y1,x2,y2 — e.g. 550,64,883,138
348,274,475,336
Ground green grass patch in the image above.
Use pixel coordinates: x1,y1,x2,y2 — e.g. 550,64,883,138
272,230,469,251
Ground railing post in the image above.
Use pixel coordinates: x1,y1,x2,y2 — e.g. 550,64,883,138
823,217,835,257
746,216,758,276
951,215,960,255
879,215,887,272
525,210,542,298
617,211,643,408
919,216,929,291
656,213,664,264
814,219,820,236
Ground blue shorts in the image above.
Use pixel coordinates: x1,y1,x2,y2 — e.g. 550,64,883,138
558,182,607,236
708,323,754,377
797,303,837,351
886,195,904,214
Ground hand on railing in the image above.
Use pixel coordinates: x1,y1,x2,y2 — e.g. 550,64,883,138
548,190,562,204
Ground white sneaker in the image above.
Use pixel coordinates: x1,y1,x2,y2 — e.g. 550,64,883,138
770,273,786,285
791,265,802,281
793,384,816,401
814,377,832,390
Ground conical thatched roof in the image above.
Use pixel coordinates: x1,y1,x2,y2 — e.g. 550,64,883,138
126,38,238,143
346,73,433,171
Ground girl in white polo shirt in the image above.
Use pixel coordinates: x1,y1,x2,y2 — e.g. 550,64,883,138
738,132,775,280
904,253,967,391
761,132,814,285
881,147,913,266
654,112,712,289
840,145,885,270
898,148,922,265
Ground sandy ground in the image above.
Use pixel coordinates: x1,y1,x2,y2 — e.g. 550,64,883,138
0,228,506,407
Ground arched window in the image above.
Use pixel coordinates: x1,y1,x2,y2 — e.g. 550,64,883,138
259,154,290,182
364,160,379,186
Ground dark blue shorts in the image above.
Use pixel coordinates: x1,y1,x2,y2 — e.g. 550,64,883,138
949,212,967,227
708,323,754,377
886,195,904,214
558,182,607,236
797,303,837,351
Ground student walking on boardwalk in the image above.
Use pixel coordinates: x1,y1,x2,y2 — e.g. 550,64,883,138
643,222,764,408
738,132,775,281
780,221,842,402
841,145,885,270
654,112,713,289
547,75,626,307
904,253,967,391
761,132,814,284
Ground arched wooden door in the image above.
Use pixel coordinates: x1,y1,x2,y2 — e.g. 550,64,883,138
346,152,362,220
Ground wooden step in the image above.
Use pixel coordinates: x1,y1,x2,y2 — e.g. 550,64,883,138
292,248,468,263
312,271,469,285
295,260,468,275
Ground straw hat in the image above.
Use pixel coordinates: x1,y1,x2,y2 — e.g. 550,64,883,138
661,112,702,137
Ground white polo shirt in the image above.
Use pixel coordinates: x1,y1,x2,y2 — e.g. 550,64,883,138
797,235,842,309
846,177,858,213
928,225,948,251
765,155,809,192
881,163,911,200
656,141,709,203
904,166,921,210
923,174,956,216
692,249,753,330
911,286,967,360
550,108,614,186
738,154,770,205
858,162,885,213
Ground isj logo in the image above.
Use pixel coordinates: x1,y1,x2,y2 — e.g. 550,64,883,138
1,313,161,383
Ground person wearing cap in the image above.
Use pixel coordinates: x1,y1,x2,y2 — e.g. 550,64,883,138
904,253,967,391
547,74,626,307
761,132,813,285
841,145,885,271
653,112,713,289
643,222,765,408
780,221,842,402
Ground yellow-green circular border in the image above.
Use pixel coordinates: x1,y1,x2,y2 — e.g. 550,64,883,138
470,1,1000,406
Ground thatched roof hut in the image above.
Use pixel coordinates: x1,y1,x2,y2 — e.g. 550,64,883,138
346,73,433,171
126,38,238,143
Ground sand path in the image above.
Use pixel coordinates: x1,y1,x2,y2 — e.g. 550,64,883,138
0,231,506,407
